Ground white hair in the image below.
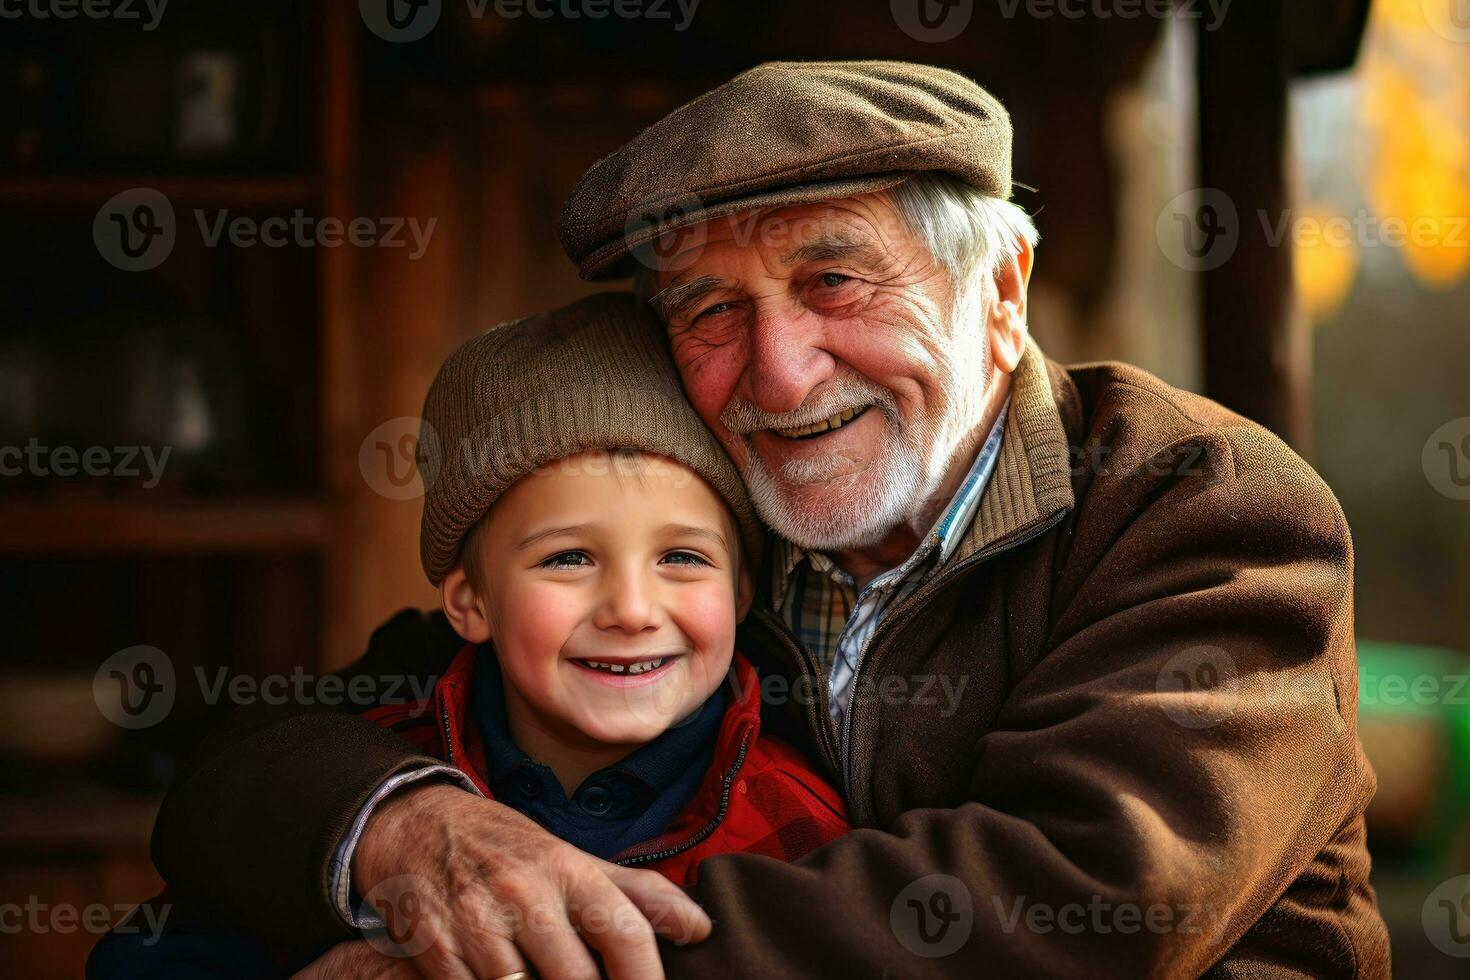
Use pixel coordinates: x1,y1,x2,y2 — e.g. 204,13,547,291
887,172,1039,302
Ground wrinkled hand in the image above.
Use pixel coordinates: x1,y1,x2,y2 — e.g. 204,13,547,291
351,782,711,979
292,939,421,979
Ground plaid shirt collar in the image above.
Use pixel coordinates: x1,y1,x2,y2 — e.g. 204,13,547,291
771,399,1010,602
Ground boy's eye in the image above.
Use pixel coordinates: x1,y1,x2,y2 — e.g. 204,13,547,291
661,550,711,567
541,550,590,569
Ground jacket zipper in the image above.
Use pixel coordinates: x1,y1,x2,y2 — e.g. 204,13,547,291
440,700,455,767
840,508,1070,805
748,604,844,788
614,730,754,867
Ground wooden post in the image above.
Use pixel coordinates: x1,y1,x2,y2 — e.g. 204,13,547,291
1197,2,1308,448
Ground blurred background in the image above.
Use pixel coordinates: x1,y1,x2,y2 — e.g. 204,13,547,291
1,0,1467,975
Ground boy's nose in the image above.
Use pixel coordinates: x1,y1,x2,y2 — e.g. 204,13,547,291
593,568,661,634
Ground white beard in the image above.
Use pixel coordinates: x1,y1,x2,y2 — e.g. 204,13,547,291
739,405,934,551
721,292,993,554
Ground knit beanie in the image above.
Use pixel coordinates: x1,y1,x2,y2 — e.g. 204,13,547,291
417,292,763,584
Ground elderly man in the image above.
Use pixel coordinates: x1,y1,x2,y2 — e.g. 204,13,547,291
153,62,1389,978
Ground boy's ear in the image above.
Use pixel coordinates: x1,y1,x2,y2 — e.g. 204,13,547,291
735,565,755,622
440,566,492,643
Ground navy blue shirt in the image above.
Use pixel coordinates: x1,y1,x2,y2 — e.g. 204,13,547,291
472,646,726,860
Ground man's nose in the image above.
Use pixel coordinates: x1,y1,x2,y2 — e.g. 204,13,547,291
745,305,836,414
592,566,661,634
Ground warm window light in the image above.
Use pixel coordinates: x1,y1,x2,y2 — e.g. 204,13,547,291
1295,0,1470,320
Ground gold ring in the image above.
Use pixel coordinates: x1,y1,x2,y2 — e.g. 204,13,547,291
492,973,534,980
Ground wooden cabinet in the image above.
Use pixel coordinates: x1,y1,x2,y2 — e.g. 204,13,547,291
0,2,357,974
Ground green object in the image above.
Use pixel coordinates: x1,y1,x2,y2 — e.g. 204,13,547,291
1357,639,1470,862
1358,639,1470,794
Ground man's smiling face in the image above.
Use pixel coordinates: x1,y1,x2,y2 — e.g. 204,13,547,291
648,192,998,552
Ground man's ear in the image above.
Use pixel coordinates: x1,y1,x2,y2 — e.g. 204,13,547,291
734,564,755,622
440,566,492,644
986,235,1034,375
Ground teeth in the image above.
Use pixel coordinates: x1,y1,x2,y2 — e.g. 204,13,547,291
581,658,666,675
775,405,864,439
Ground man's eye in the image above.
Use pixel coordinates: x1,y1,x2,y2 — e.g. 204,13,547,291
661,550,711,567
694,302,732,321
541,550,590,568
818,272,851,289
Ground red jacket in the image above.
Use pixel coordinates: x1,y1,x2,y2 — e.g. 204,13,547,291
363,646,849,885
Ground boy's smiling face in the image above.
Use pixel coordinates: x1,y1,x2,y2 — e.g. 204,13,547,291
443,450,751,759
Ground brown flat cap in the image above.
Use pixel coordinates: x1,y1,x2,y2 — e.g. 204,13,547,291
559,60,1013,281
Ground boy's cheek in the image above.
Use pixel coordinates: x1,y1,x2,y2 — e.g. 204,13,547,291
672,584,740,655
496,585,583,662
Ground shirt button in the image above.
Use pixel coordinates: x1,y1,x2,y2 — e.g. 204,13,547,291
514,773,541,799
579,784,612,817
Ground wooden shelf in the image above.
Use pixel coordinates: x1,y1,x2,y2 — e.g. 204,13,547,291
0,174,319,208
0,498,332,556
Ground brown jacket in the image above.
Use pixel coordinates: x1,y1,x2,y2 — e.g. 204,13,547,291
152,342,1390,977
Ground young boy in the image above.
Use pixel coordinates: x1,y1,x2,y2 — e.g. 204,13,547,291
362,291,848,885
88,293,847,977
